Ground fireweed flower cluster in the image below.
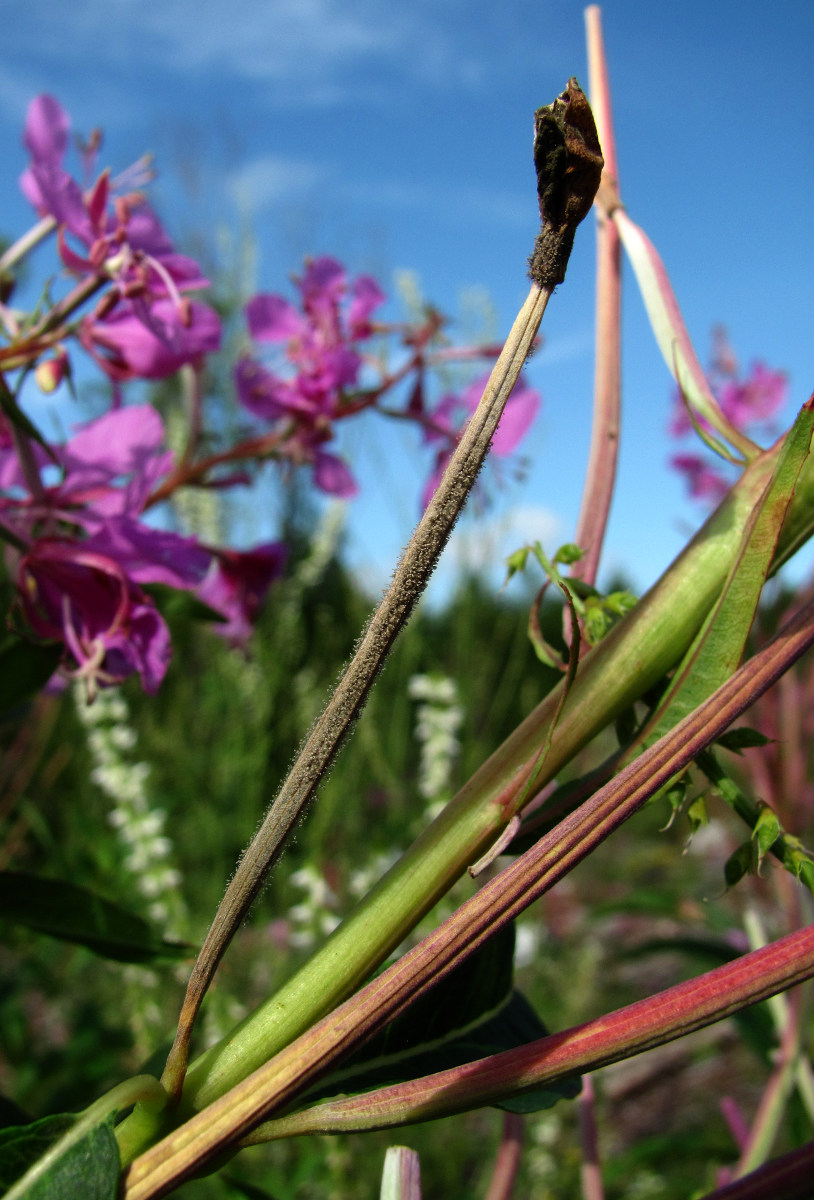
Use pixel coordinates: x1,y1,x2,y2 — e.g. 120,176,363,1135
0,96,287,694
17,94,220,384
669,329,787,502
234,257,541,510
235,257,386,499
1,93,540,700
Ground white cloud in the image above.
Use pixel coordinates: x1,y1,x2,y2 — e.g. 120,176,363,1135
3,0,483,106
227,154,327,209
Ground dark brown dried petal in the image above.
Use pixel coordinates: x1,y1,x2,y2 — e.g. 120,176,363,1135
529,78,604,289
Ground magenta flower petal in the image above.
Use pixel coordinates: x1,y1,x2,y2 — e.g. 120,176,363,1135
86,519,212,588
245,294,304,343
348,275,386,335
62,405,165,485
22,94,70,163
719,362,788,428
234,357,293,421
492,381,540,455
83,299,221,379
198,541,287,645
104,603,171,694
18,537,172,694
670,453,730,501
313,450,358,498
299,256,346,308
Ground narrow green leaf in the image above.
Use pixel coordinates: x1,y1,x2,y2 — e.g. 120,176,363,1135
752,803,782,870
637,402,814,750
0,1113,119,1200
715,727,773,753
724,842,753,889
612,209,756,458
553,542,583,565
695,751,814,893
0,871,193,963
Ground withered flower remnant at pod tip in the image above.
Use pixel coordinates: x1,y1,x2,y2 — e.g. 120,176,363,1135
529,77,604,289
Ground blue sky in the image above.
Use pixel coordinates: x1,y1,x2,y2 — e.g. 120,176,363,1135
3,0,814,603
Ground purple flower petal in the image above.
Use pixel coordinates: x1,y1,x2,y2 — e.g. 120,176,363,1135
22,94,69,166
86,518,212,588
348,275,386,335
63,405,165,483
198,541,287,645
83,299,221,379
245,294,304,343
313,450,358,498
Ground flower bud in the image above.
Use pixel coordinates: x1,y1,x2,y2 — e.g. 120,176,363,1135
34,346,70,393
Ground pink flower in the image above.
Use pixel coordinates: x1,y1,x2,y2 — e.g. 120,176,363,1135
670,454,729,502
197,542,287,645
20,94,221,383
18,538,171,696
81,299,221,380
20,94,88,235
236,256,383,497
3,405,215,694
718,362,787,428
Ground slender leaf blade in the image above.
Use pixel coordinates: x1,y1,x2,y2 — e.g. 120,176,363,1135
0,1113,119,1200
0,871,193,963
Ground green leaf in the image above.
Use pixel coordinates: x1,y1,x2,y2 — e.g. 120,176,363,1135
752,803,781,870
695,751,814,893
0,639,62,718
724,842,753,888
0,1112,119,1200
300,925,580,1114
635,402,814,751
504,546,531,581
0,374,58,464
0,871,193,963
685,794,709,835
553,542,583,566
715,727,772,753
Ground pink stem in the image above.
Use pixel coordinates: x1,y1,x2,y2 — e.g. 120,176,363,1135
578,1074,604,1200
483,1112,524,1200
